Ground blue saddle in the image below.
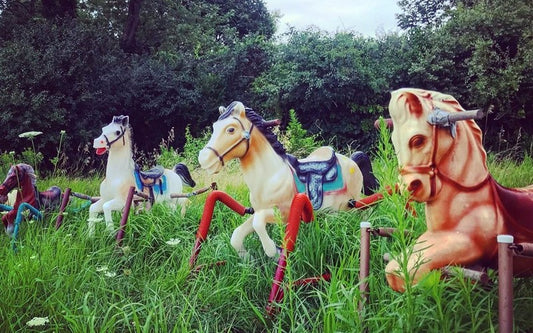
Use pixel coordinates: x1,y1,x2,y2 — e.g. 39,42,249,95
134,165,167,203
287,149,344,209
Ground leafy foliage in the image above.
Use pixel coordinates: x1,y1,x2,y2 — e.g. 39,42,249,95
280,109,322,157
0,0,532,173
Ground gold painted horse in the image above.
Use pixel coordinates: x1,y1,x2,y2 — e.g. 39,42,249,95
198,101,378,258
385,88,533,292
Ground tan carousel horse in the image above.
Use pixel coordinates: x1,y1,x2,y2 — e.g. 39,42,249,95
385,88,533,292
198,101,378,258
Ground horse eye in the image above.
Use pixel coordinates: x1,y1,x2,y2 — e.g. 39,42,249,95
409,135,426,148
226,127,235,134
115,130,121,136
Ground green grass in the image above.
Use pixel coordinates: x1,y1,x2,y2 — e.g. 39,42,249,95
1,131,533,332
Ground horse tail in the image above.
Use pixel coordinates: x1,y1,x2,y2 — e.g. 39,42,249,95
174,163,196,188
350,151,378,196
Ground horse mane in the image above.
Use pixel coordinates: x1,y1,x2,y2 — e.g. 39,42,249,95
12,164,37,187
220,102,287,158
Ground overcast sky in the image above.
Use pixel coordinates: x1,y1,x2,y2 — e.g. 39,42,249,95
263,0,401,37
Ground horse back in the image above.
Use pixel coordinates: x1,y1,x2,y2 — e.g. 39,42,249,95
494,179,533,239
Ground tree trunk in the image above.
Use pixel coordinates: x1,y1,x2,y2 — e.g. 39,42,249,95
120,0,142,54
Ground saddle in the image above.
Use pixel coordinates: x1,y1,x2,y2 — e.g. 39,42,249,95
287,149,342,210
134,165,167,203
492,179,533,238
36,186,62,212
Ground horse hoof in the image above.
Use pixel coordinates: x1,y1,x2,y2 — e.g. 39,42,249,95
5,224,14,236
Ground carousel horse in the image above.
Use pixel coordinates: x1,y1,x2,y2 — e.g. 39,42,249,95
385,88,533,292
198,101,378,258
0,163,61,236
88,115,196,236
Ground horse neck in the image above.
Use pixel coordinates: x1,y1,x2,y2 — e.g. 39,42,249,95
106,133,135,177
239,130,288,186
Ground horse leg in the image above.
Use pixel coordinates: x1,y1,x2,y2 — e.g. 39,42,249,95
102,198,126,234
385,231,484,292
88,199,104,236
230,215,254,258
252,209,277,258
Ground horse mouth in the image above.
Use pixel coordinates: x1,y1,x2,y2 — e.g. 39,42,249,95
198,149,222,174
95,147,108,155
201,162,221,175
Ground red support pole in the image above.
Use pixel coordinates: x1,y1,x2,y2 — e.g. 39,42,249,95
359,221,371,312
497,234,514,333
116,186,136,245
266,193,313,316
189,190,252,269
55,187,71,230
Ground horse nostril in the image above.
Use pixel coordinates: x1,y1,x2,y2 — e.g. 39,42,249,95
408,179,422,193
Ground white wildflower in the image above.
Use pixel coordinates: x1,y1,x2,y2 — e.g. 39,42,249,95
26,316,49,327
104,271,117,278
18,131,43,139
166,238,181,246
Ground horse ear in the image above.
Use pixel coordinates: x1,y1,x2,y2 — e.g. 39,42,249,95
233,102,246,117
122,115,129,127
219,106,226,114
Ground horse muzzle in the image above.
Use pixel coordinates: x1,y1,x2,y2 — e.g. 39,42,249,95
399,167,439,202
198,148,223,175
93,137,108,156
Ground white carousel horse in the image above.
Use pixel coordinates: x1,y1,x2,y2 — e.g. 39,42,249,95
385,88,533,292
88,115,196,236
198,101,378,258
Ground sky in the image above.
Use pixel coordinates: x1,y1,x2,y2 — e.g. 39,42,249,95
263,0,401,38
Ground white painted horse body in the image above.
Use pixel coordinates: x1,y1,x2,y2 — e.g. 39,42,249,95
88,115,195,235
198,102,377,257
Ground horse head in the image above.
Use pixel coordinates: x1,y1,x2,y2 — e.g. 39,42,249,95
198,102,255,175
93,115,130,155
0,164,36,195
388,88,488,202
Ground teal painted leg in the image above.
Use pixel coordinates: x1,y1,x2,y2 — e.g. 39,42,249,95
11,203,42,252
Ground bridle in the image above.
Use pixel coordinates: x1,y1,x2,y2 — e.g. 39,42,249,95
399,109,490,199
205,117,254,166
103,126,126,149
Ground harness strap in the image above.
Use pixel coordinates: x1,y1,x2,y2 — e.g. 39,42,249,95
205,117,254,165
399,123,489,199
103,126,126,149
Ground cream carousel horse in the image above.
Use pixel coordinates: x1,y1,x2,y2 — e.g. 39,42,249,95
88,115,196,236
385,88,533,292
198,101,378,258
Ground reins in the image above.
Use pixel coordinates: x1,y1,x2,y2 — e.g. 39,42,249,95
206,117,254,166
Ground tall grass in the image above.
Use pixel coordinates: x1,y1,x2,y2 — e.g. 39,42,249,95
1,127,532,332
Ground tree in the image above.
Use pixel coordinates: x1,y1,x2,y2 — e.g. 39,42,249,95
252,29,386,151
397,0,457,30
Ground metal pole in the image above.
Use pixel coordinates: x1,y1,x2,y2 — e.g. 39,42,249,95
116,186,135,245
359,221,371,312
189,190,252,269
266,194,313,316
497,234,514,333
55,187,71,229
